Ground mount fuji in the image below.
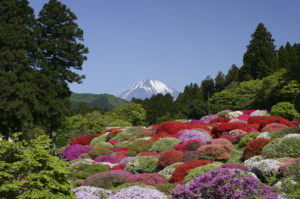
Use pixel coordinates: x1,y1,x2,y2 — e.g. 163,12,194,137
119,79,180,101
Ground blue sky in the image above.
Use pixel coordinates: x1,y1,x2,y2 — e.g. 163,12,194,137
28,0,300,96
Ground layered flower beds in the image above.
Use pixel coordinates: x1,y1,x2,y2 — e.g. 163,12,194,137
59,109,300,198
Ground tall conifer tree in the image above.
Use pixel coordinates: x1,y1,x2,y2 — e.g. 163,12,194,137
239,23,278,80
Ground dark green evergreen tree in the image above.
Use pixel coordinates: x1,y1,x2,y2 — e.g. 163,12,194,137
0,0,47,139
239,23,278,80
225,64,239,87
214,71,225,92
200,76,215,102
37,0,88,153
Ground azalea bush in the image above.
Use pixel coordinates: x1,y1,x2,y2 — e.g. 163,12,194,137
158,162,183,182
72,186,111,199
158,150,183,167
149,137,180,153
243,138,271,160
70,134,97,145
261,123,289,133
62,144,90,161
271,102,299,121
209,117,230,124
178,129,211,143
183,140,205,151
172,168,279,199
155,121,188,135
210,138,233,152
183,151,200,162
126,140,154,156
171,159,214,184
88,146,113,159
94,155,117,163
125,156,158,174
211,123,248,138
261,137,300,158
238,132,259,148
70,162,110,180
81,170,133,189
196,144,231,161
248,116,295,130
125,173,167,186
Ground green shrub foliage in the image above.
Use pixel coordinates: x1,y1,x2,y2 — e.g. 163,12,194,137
70,162,110,180
149,137,180,153
262,137,300,158
269,127,300,139
271,102,299,121
0,134,74,198
125,156,158,174
126,140,154,156
238,133,260,148
88,147,113,159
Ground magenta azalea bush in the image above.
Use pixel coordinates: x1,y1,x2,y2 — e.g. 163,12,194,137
220,163,249,172
108,186,168,199
61,144,90,161
94,155,117,163
172,168,279,199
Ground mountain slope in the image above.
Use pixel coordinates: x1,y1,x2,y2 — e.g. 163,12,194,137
120,79,180,101
70,93,127,110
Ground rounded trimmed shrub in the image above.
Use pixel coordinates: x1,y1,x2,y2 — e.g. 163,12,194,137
81,170,133,189
271,102,299,121
196,144,231,161
261,123,289,133
125,173,167,186
95,155,117,163
125,156,158,174
261,137,300,158
172,168,279,199
61,144,90,161
88,146,113,159
178,129,211,143
171,159,214,184
210,138,233,152
243,138,271,160
155,183,177,197
158,162,183,182
183,151,199,162
211,123,248,138
149,137,180,153
70,162,110,180
90,140,113,148
182,162,222,184
126,140,154,156
158,150,183,168
238,132,259,148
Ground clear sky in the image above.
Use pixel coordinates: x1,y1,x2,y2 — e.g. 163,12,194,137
28,0,300,96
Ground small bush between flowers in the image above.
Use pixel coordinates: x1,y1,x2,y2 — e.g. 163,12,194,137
59,110,300,199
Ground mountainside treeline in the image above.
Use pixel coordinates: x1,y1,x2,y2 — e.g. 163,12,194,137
131,23,300,125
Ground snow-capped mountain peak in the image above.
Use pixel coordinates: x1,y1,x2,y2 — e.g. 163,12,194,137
120,79,179,101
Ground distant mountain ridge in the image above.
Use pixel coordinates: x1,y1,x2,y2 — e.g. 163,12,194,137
70,93,127,110
119,79,180,101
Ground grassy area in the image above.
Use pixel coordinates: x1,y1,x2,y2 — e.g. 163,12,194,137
226,144,244,164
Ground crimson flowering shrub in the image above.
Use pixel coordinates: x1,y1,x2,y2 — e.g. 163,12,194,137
70,134,96,145
171,159,214,184
61,144,90,161
243,138,271,160
209,117,230,124
137,152,160,158
210,138,233,152
112,164,126,170
172,168,279,199
242,110,256,115
109,140,119,145
158,150,184,168
220,129,247,143
197,144,231,161
81,170,133,189
155,121,188,136
219,133,237,143
115,151,127,162
187,123,212,132
248,116,295,130
261,123,289,132
211,123,248,138
125,173,167,186
94,155,117,163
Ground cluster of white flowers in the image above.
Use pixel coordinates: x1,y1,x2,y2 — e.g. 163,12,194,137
142,136,152,141
108,186,168,199
257,132,271,139
226,111,243,119
244,155,282,178
72,186,111,199
98,162,118,168
283,134,300,138
249,110,268,117
70,158,94,167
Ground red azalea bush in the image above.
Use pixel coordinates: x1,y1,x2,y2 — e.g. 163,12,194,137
220,129,247,143
243,138,271,160
261,123,289,132
220,133,237,143
248,116,295,131
70,134,97,145
171,159,214,184
210,138,233,152
125,173,167,186
115,151,127,162
115,147,129,153
173,140,205,152
211,123,249,138
137,152,160,158
242,110,256,115
158,150,184,168
112,164,126,170
187,123,212,132
197,144,231,161
156,121,188,136
209,117,231,124
183,151,200,162
109,140,119,145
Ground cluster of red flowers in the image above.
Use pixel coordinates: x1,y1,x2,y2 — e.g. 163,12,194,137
156,121,188,135
112,164,126,170
209,117,230,124
158,150,184,167
187,123,212,132
125,173,167,186
70,134,98,145
137,152,160,158
248,116,295,130
173,140,204,152
243,138,271,160
211,123,248,138
171,159,214,184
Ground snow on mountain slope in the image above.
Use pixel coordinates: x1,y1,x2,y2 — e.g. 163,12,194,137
119,79,180,101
